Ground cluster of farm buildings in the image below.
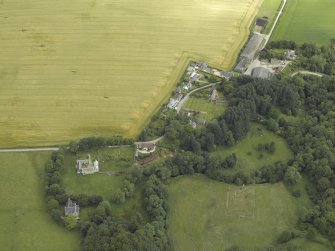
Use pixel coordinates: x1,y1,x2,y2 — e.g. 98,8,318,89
167,61,232,110
235,32,296,79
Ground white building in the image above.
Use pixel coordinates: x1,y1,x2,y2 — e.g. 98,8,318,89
76,154,99,175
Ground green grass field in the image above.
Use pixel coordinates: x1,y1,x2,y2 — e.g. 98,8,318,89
212,124,293,175
62,147,146,219
271,0,335,44
256,0,283,33
168,175,331,251
0,152,79,251
184,97,225,120
0,0,261,148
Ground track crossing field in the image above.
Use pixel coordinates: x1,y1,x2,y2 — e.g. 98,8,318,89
0,0,261,148
271,0,335,44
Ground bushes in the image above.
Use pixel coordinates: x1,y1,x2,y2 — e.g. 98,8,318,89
256,142,276,154
112,179,135,204
277,230,299,244
68,136,134,154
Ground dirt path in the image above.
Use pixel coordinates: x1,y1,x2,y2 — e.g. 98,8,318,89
291,71,323,77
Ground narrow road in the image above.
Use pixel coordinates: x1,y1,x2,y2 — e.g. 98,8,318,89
265,0,287,43
0,147,60,153
291,71,323,77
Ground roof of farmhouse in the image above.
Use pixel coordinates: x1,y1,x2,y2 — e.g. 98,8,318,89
240,33,265,60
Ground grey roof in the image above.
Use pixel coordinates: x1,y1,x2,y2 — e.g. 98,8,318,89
256,18,268,27
240,33,265,61
197,119,207,125
251,67,272,80
221,71,233,78
235,57,251,72
65,198,80,217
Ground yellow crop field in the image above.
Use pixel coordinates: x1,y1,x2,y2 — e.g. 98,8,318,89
0,0,261,148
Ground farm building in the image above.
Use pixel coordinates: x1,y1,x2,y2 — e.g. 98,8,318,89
199,62,211,72
221,71,234,79
167,98,179,109
183,82,193,90
137,142,156,152
210,89,219,102
285,50,296,60
251,67,273,80
64,198,80,219
76,154,99,175
197,118,207,126
235,33,266,72
190,72,200,82
189,120,197,129
256,18,268,27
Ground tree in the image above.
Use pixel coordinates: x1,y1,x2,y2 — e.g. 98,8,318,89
112,189,126,204
47,198,60,211
50,209,63,224
64,214,77,230
284,166,301,185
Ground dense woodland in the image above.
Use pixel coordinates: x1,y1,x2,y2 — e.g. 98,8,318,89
45,42,335,250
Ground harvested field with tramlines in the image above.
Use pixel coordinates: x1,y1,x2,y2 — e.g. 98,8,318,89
0,0,261,148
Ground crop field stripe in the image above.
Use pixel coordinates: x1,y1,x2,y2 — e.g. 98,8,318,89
0,0,261,148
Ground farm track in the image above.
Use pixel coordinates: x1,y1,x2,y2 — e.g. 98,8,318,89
291,71,323,77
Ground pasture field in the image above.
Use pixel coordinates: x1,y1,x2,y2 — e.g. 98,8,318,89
271,0,335,44
0,152,79,251
212,124,293,175
184,97,225,121
256,0,283,33
167,175,331,251
0,0,261,148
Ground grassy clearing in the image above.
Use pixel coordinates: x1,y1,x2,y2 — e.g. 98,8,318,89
0,0,261,148
0,152,79,251
184,97,225,120
62,147,147,219
212,124,293,175
168,174,315,251
256,0,283,33
271,0,335,44
62,147,134,200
